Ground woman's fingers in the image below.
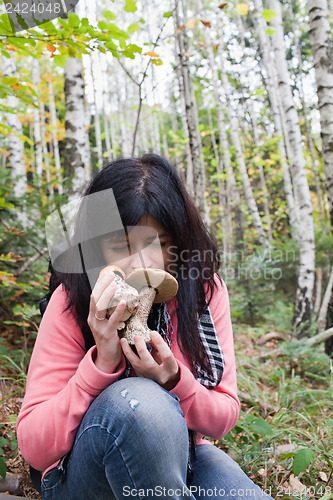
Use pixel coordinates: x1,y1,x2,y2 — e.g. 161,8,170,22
108,299,127,327
92,270,115,300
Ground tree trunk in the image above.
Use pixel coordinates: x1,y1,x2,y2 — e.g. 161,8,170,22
307,0,333,233
174,52,194,193
288,0,325,228
32,59,43,186
269,0,316,332
3,55,26,198
64,57,90,194
48,62,63,195
175,0,208,220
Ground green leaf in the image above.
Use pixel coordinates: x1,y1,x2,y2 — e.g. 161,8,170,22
17,14,29,30
163,11,173,18
124,0,137,12
2,77,18,86
127,43,142,54
127,22,140,34
0,456,6,479
292,448,315,476
98,20,108,30
104,10,116,20
265,28,276,36
0,437,8,448
68,14,80,28
245,416,273,435
53,55,67,68
262,9,276,22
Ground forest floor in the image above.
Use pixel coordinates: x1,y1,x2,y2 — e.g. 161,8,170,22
0,297,333,499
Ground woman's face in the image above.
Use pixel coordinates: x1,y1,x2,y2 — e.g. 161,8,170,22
100,214,175,276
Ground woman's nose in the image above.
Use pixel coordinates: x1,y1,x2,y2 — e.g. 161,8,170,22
128,249,153,270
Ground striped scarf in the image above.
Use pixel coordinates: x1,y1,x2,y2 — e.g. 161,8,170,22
123,301,225,389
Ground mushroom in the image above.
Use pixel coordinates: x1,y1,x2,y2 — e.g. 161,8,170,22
123,268,178,345
99,265,139,328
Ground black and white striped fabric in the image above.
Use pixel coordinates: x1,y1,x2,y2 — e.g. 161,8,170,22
147,301,225,389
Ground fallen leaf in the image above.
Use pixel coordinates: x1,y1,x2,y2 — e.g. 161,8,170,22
318,471,328,482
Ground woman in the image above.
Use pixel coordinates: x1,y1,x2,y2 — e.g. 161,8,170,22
17,154,272,499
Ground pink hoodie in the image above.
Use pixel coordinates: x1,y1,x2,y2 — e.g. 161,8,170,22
16,276,240,476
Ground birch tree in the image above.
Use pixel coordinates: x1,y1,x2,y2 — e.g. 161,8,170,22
307,0,333,233
175,0,208,217
63,57,90,194
48,63,63,195
3,55,26,198
269,0,315,330
31,59,43,187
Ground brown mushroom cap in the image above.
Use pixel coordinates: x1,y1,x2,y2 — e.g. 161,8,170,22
126,268,178,303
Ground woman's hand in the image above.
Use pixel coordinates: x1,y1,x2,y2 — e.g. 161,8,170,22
120,331,180,391
87,271,127,374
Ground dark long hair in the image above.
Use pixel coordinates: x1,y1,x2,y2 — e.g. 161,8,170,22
57,154,221,375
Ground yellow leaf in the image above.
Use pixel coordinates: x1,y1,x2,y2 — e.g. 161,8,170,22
186,18,197,29
236,3,249,15
144,51,159,57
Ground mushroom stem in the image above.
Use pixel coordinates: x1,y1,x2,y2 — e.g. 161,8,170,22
124,287,157,344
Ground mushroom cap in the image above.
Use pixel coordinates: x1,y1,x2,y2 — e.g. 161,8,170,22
126,268,178,303
99,264,126,280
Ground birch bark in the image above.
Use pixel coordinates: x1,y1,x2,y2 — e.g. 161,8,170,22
32,59,43,186
307,0,333,233
288,0,325,228
64,57,90,194
269,0,315,330
48,63,63,195
3,55,26,198
175,0,209,221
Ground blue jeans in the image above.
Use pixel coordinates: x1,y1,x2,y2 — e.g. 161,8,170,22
41,378,272,499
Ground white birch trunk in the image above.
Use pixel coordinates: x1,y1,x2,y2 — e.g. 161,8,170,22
64,57,90,194
3,55,26,198
307,0,333,234
288,0,325,228
48,62,63,195
174,50,194,192
269,0,315,329
32,59,43,186
317,266,333,332
175,0,208,220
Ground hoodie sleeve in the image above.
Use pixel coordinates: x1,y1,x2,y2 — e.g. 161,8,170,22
170,277,240,439
16,285,126,472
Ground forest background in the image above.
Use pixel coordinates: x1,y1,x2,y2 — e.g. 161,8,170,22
0,0,333,497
